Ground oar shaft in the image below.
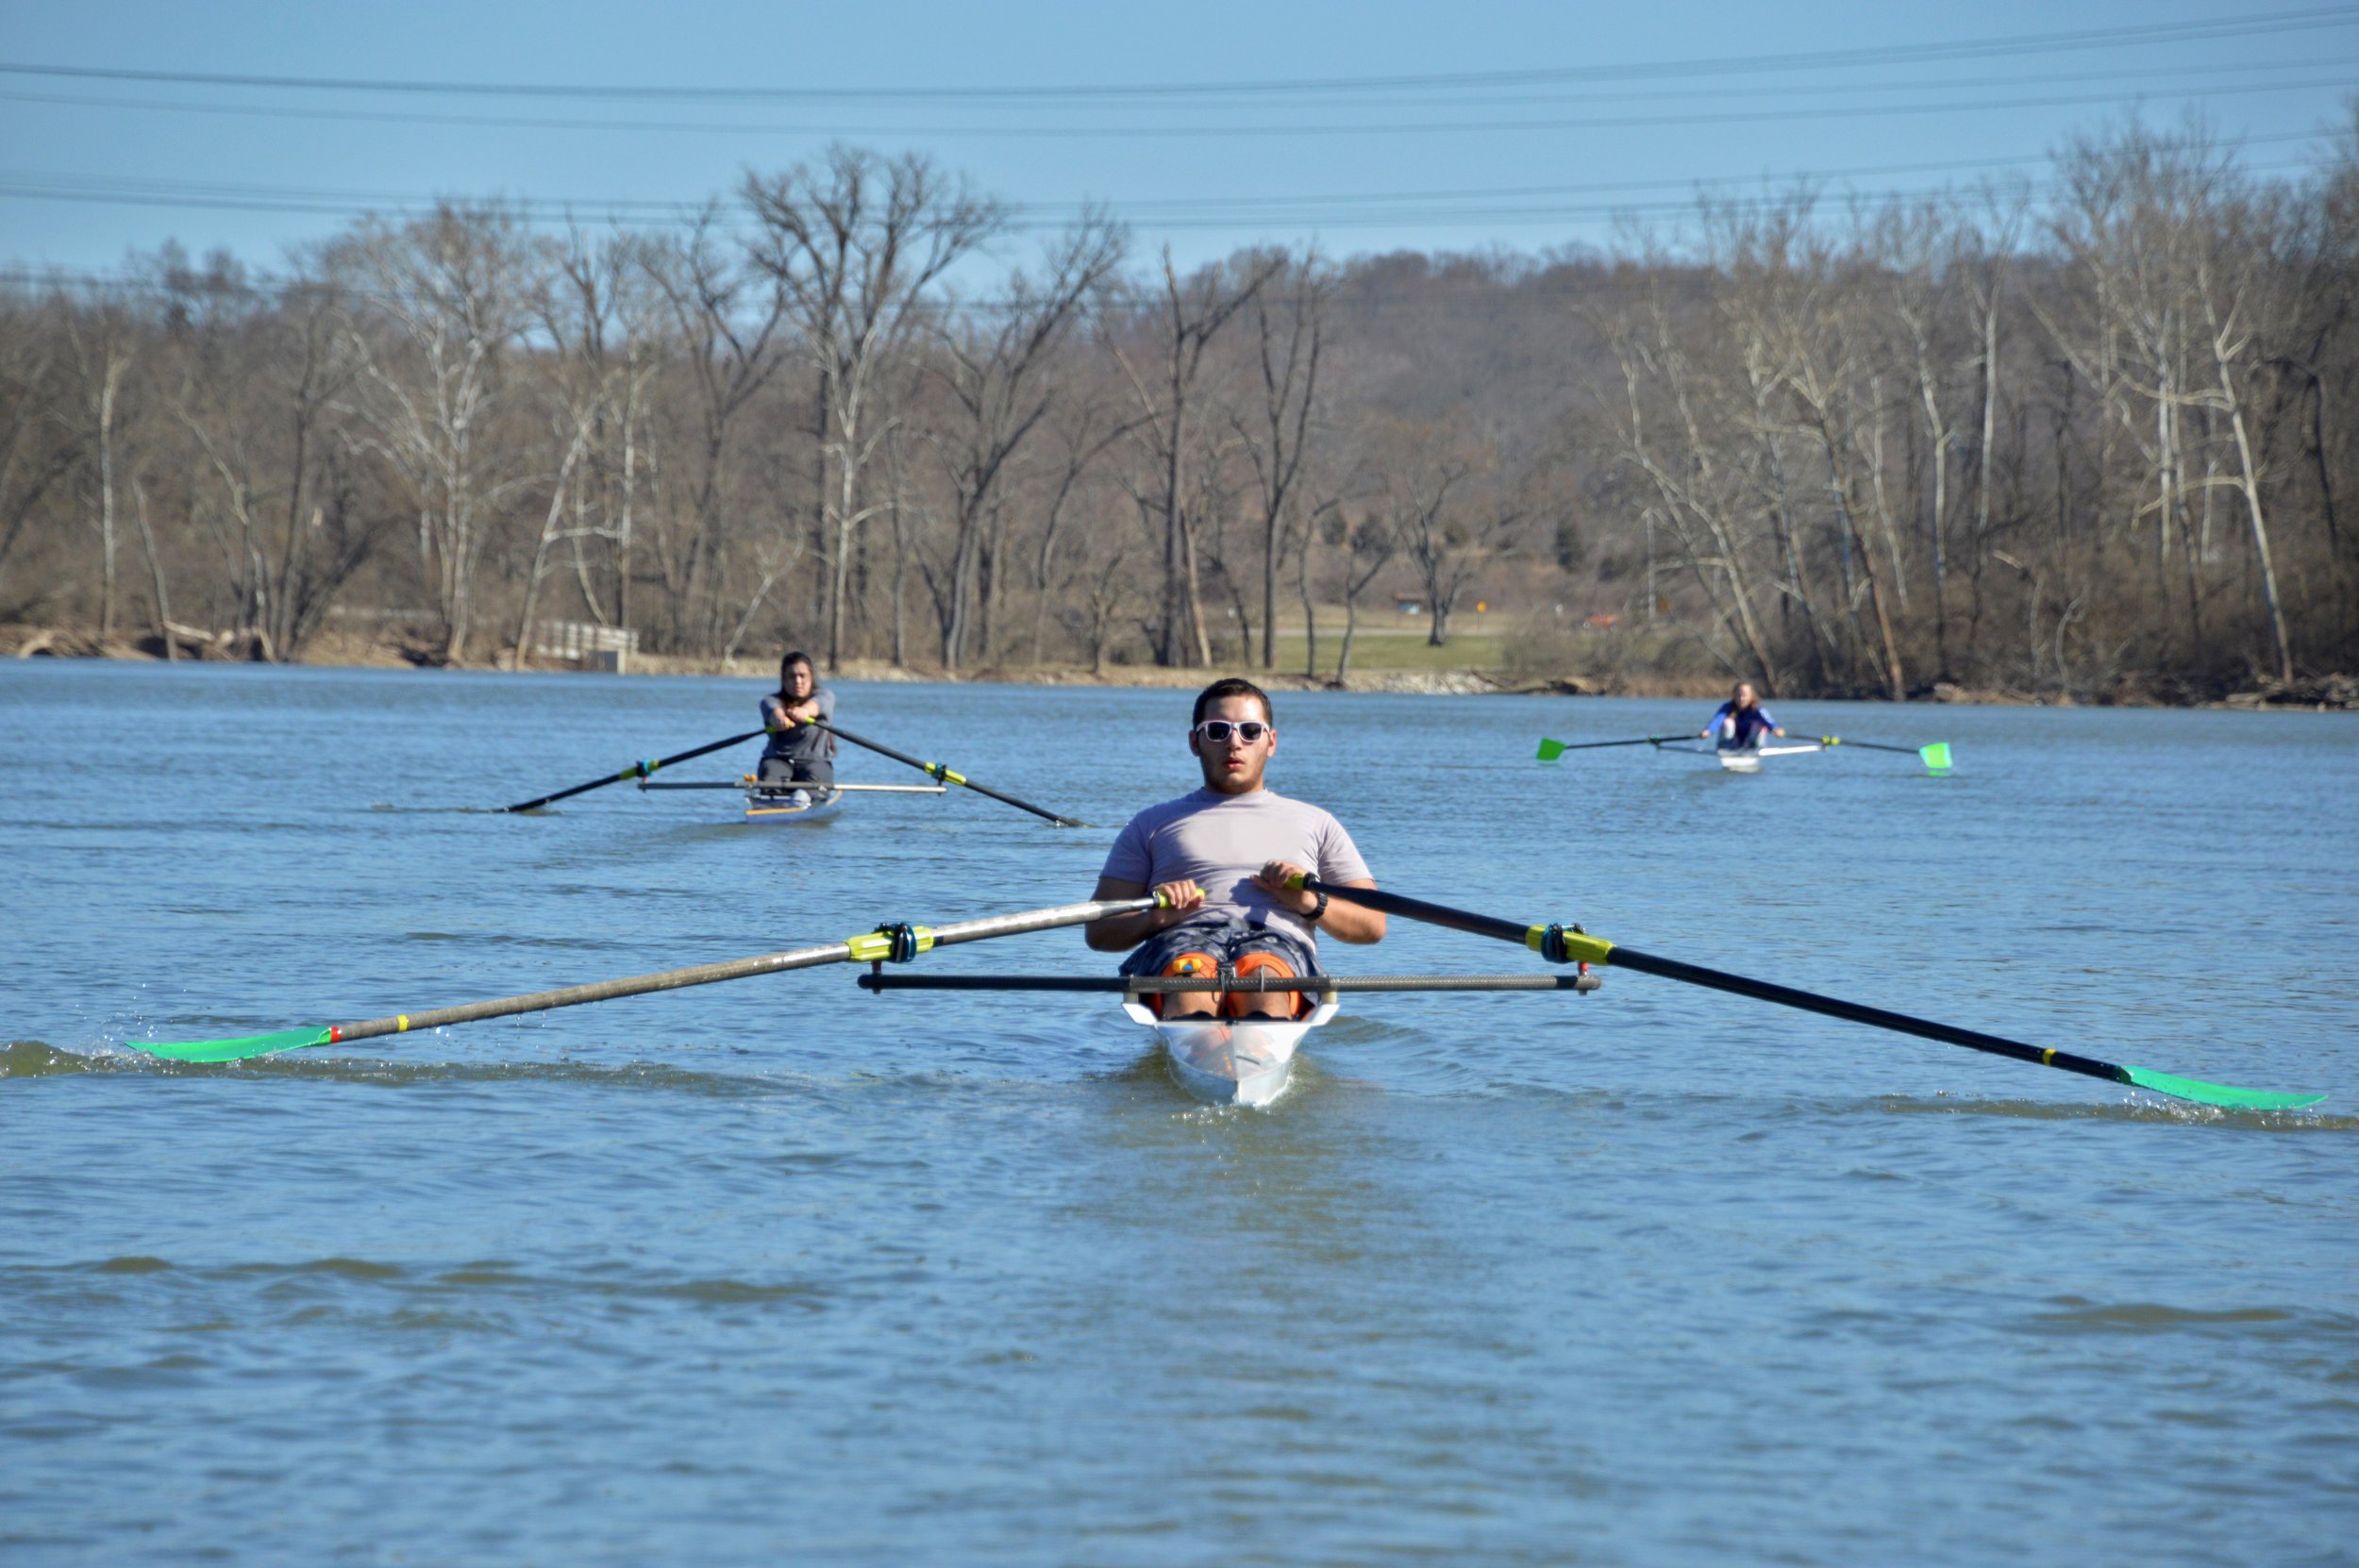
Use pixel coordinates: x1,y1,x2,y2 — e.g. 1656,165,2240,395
637,781,945,793
1561,735,1682,750
1300,875,2070,1063
1819,737,1921,755
1305,879,1534,947
1605,945,2123,1086
326,941,861,1043
1297,877,2317,1109
860,973,1603,993
506,729,766,812
801,719,1083,827
145,897,1157,1061
324,897,1154,1042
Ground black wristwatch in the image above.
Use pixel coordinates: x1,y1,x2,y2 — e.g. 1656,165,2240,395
1305,889,1330,924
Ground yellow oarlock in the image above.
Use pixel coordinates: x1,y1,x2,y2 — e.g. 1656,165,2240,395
844,926,937,964
1525,925,1615,966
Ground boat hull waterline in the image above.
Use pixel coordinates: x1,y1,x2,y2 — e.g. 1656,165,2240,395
745,785,845,822
1128,994,1341,1108
1658,742,1826,773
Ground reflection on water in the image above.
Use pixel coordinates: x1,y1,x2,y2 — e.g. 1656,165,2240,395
2,661,2352,1566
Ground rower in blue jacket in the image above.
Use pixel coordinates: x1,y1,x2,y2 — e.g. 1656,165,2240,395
1701,682,1786,752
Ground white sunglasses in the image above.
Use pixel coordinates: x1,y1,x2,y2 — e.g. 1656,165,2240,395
1192,719,1271,743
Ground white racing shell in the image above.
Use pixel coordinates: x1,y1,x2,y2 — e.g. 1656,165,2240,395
1127,993,1341,1108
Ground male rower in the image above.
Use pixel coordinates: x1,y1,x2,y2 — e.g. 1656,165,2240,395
758,650,835,801
1700,681,1785,753
1085,676,1384,1019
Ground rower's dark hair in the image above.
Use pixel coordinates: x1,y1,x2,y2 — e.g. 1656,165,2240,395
1193,676,1274,727
779,650,815,690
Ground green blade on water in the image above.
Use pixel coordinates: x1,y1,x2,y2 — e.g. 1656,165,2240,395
142,1026,335,1064
1536,737,1568,760
2118,1064,2326,1111
1919,742,1953,772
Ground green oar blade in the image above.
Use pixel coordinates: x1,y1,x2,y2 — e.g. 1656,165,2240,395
2118,1064,2326,1111
1537,737,1569,760
1920,742,1953,773
143,1026,335,1064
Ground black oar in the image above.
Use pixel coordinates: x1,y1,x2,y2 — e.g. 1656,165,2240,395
793,718,1084,827
135,895,1159,1063
1536,735,1685,759
1297,877,2322,1111
1818,736,1954,771
505,729,766,812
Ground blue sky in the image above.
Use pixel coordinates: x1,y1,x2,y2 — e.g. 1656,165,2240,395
1,0,2352,279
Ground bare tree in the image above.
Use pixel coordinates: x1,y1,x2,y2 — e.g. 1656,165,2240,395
1330,509,1398,685
745,145,1004,671
1234,246,1331,669
168,254,377,660
639,209,791,654
1112,246,1283,666
333,204,537,664
923,213,1123,669
63,294,138,646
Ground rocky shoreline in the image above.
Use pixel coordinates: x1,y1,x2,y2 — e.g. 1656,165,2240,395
3,623,2351,710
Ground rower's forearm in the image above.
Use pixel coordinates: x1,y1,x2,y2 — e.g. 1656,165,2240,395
1085,914,1152,951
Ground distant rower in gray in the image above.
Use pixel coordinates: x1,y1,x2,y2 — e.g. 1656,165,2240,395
1085,676,1385,1020
758,650,835,799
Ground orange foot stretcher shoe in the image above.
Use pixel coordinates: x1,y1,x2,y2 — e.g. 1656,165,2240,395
1227,951,1306,1019
1151,951,1218,1020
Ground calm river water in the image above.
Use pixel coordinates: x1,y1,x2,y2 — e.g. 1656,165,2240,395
3,661,2353,1566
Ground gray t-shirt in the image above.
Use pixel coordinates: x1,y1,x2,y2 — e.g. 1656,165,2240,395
760,687,836,762
1100,787,1372,950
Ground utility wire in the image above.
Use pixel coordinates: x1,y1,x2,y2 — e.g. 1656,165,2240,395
0,158,2324,241
0,132,2333,226
1,6,2351,101
2,72,2349,141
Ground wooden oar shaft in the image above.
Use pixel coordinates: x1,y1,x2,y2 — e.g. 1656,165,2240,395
326,941,862,1043
798,719,1083,827
144,897,1157,1061
506,728,766,812
322,897,1153,1042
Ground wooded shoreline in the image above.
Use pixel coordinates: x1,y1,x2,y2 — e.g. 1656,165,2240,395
7,122,2354,715
8,621,2350,709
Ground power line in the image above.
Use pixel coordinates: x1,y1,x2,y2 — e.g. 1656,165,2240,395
5,55,2350,138
1,6,2352,102
0,133,2334,225
4,71,2350,142
0,158,2325,243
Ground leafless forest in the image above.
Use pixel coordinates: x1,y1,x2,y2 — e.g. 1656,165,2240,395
3,116,2353,698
